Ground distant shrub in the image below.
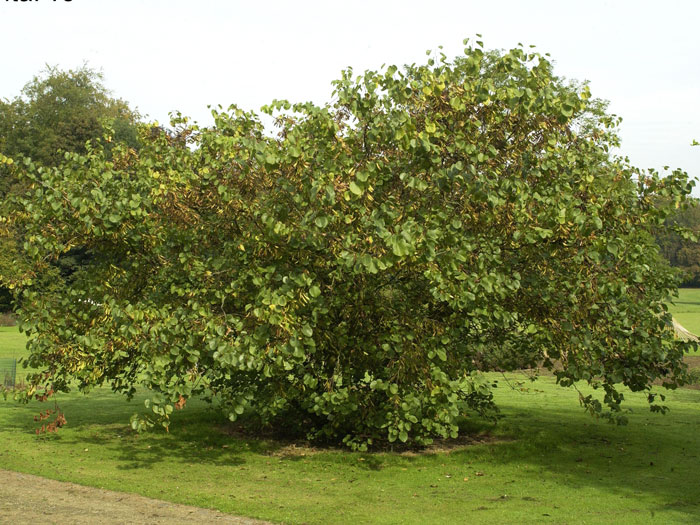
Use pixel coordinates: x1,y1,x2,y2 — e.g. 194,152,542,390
0,313,16,327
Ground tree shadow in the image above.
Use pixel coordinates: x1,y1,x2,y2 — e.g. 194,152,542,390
3,386,700,521
436,403,700,521
1,390,283,470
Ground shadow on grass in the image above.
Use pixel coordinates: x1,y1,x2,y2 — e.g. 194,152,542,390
669,300,700,307
445,403,700,520
1,389,286,470
3,386,700,521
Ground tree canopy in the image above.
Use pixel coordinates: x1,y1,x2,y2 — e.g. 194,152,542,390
0,65,140,170
2,43,696,448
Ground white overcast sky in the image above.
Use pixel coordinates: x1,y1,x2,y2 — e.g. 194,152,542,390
1,0,698,189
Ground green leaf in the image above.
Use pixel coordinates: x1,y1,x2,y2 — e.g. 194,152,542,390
561,104,574,117
606,242,619,257
349,181,363,196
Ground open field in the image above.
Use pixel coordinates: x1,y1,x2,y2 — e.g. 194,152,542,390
668,288,700,339
0,325,35,384
0,325,28,358
2,327,700,524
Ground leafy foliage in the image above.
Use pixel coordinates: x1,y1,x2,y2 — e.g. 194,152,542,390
2,43,696,448
0,65,141,312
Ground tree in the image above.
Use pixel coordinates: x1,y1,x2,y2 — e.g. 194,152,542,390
654,197,700,286
653,141,700,284
0,65,141,312
2,43,696,448
0,65,140,170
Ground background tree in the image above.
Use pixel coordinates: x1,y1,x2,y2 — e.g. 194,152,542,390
0,65,140,169
654,140,700,286
3,44,696,448
654,197,700,286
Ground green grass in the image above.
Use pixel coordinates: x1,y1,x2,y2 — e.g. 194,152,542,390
1,328,700,523
0,325,34,383
669,288,700,338
0,325,28,358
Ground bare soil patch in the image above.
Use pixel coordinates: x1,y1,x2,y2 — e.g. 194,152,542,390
0,469,269,525
220,420,505,457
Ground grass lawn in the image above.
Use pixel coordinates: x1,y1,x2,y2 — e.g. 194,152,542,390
668,288,700,339
0,325,34,384
0,325,28,358
1,328,700,523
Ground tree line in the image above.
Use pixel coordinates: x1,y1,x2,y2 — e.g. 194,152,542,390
655,198,700,287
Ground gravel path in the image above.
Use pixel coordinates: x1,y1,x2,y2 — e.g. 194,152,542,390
0,469,270,525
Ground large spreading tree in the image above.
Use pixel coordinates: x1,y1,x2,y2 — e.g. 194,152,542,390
2,43,696,448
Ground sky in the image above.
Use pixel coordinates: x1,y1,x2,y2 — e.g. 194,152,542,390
1,0,698,189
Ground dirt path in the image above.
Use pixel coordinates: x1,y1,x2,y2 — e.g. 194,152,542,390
0,469,270,525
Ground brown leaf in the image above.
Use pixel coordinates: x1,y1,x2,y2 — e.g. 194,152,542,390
174,395,187,410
